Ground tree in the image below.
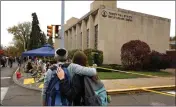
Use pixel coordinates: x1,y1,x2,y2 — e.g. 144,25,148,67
28,12,46,50
40,32,47,45
170,36,176,41
121,40,151,70
47,37,53,46
7,22,32,51
3,45,19,57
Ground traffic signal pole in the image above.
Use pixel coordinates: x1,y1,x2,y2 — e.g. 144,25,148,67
60,0,65,48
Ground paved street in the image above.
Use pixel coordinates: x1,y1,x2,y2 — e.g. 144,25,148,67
109,92,175,106
1,64,175,106
1,64,41,106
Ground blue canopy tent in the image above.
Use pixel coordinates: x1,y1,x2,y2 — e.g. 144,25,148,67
22,44,55,56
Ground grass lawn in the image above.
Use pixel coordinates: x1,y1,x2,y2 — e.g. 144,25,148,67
97,70,174,79
97,72,146,79
129,71,174,77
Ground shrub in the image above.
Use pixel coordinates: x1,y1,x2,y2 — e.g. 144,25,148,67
121,40,151,70
67,49,103,66
68,49,82,60
143,50,171,70
83,49,103,66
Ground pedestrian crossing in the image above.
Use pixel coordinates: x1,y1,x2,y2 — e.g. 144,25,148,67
1,87,9,103
1,77,11,80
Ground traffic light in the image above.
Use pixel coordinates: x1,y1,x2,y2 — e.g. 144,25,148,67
47,25,53,37
55,25,60,38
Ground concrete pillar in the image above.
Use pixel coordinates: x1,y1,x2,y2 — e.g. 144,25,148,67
74,27,77,49
72,27,75,49
89,15,95,49
81,20,87,50
64,32,68,50
67,29,71,50
76,24,81,50
70,29,72,50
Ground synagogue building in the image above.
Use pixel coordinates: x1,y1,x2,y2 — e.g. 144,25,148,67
54,0,171,64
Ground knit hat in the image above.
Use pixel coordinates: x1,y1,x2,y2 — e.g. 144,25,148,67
55,48,68,62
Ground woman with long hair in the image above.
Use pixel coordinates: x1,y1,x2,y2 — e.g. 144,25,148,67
57,51,99,106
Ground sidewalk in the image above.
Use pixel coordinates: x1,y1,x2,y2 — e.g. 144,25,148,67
102,77,175,90
13,67,175,94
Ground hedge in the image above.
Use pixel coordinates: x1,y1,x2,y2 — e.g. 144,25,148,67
68,48,103,66
83,49,103,66
142,50,171,71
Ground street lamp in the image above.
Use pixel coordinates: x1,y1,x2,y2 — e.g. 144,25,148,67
60,0,65,48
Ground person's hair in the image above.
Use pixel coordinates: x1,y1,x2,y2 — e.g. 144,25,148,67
72,51,99,82
72,51,87,66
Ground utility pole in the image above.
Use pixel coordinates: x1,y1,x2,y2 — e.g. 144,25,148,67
60,0,65,48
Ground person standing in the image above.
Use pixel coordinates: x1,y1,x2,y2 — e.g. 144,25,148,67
9,56,13,68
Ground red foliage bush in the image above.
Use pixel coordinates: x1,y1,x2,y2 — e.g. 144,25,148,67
121,40,151,70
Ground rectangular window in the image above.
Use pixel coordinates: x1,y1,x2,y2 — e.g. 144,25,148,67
95,25,98,49
87,29,89,48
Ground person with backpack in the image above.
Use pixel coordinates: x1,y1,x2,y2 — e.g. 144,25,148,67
57,51,110,106
58,51,90,106
42,48,97,106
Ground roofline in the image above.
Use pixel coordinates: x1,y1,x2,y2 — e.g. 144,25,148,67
65,7,99,31
117,8,171,21
65,6,170,32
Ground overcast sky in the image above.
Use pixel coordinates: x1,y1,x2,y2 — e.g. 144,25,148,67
1,1,175,47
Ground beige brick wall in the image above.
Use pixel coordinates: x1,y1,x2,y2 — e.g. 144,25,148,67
90,0,117,11
66,17,79,27
98,7,170,64
55,1,170,65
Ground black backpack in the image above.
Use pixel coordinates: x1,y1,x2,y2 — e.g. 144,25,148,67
45,64,71,106
84,76,102,106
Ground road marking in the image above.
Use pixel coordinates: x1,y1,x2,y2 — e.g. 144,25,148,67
111,81,175,97
165,91,175,95
141,88,175,97
1,77,11,80
1,87,9,103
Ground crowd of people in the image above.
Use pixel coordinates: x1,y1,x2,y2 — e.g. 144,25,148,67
23,57,56,83
0,56,23,68
2,48,110,106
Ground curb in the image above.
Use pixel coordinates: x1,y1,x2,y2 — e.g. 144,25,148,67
13,67,42,92
13,68,175,95
107,85,176,95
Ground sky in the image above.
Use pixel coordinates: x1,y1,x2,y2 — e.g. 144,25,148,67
1,1,175,47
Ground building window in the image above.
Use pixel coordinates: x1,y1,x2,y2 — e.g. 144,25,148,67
80,32,82,49
95,25,98,49
87,29,89,48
